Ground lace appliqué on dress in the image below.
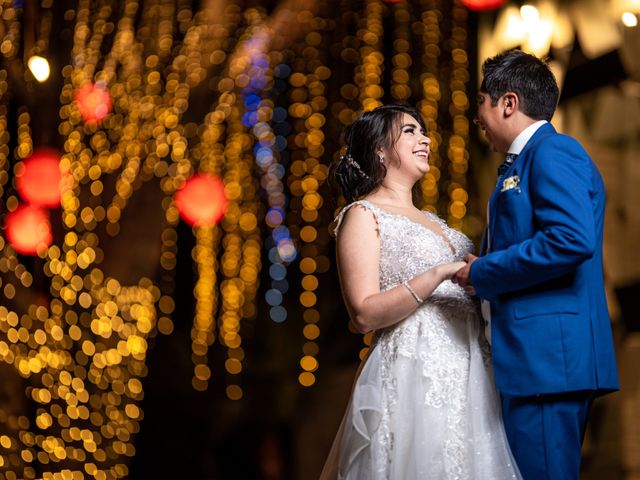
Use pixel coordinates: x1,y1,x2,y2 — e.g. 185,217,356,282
323,200,521,480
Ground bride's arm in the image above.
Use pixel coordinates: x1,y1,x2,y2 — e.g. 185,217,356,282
337,205,465,334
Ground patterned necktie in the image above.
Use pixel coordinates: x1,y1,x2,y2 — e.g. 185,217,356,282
496,153,517,187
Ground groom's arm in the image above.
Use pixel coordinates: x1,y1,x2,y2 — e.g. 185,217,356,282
470,136,597,301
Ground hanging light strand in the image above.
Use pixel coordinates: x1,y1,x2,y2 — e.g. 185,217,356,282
332,0,361,129
187,4,243,393
208,8,266,399
286,10,332,388
445,4,470,231
156,2,236,343
354,0,385,361
390,1,412,103
0,103,8,204
356,0,385,113
12,2,200,477
0,1,22,61
418,0,444,213
238,20,293,328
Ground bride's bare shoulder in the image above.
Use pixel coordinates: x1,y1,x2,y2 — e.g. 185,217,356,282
334,200,379,238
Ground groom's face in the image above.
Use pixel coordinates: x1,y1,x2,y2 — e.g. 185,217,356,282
475,91,509,153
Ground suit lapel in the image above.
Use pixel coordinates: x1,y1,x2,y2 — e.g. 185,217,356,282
487,123,557,252
488,180,501,252
480,208,489,256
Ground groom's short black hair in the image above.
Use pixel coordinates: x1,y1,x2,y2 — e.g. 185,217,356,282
480,49,559,122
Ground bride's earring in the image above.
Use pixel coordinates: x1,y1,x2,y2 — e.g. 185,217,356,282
378,154,384,164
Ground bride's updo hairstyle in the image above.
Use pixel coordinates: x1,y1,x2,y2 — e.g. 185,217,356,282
330,104,426,204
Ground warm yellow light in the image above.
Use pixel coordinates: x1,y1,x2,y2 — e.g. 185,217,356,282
497,6,526,46
525,19,554,56
27,55,50,82
298,372,316,387
622,12,639,27
520,5,540,25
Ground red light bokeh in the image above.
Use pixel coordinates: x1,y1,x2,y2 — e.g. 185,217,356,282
15,148,64,208
5,205,53,255
460,0,506,10
74,82,112,122
174,175,228,227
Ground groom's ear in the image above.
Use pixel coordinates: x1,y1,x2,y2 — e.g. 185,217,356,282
502,92,519,117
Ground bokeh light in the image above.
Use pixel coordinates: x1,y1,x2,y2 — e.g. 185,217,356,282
4,205,52,255
27,55,50,82
174,175,228,227
73,82,112,123
460,0,507,11
0,1,473,475
15,148,64,207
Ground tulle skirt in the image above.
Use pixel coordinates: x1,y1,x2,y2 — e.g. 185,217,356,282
319,308,522,480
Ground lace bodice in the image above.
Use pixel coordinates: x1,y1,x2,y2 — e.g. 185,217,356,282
325,200,519,480
334,199,474,300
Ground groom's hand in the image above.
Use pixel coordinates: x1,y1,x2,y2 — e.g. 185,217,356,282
452,254,478,295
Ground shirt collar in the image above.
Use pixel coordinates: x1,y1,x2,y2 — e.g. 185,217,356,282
508,120,547,155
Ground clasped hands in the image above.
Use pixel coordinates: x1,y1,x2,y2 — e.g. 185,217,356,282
451,253,477,296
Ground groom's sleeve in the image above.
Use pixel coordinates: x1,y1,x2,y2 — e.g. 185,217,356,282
470,136,597,301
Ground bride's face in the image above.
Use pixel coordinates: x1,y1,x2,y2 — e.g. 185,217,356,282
382,113,431,179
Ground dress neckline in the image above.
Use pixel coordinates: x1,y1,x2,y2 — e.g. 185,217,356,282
357,199,456,257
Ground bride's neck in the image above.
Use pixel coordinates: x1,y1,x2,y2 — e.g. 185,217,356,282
367,181,414,208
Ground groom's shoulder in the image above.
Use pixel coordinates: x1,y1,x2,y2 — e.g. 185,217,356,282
531,131,587,156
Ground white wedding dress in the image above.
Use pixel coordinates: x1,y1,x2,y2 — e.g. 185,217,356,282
320,200,521,480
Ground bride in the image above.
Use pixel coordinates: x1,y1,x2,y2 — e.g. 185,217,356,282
320,104,521,479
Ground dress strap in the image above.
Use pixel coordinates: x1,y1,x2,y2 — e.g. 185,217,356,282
423,209,445,225
332,200,380,237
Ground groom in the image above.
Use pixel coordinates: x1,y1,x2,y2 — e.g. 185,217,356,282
453,50,619,480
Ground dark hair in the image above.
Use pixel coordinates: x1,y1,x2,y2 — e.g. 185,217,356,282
481,49,559,121
329,104,426,204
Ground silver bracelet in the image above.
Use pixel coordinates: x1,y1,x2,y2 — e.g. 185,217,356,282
402,280,423,304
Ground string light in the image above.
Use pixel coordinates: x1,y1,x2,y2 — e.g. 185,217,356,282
15,148,64,208
191,7,267,398
354,0,386,361
390,1,412,102
14,109,33,161
0,101,9,202
418,0,443,213
238,16,294,328
356,1,385,112
27,56,50,82
0,2,21,61
288,10,332,388
622,12,639,28
446,4,471,232
4,205,53,255
0,3,474,476
331,0,362,128
263,66,293,325
187,4,239,394
0,2,186,477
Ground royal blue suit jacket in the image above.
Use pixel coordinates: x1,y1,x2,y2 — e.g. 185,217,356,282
470,123,619,397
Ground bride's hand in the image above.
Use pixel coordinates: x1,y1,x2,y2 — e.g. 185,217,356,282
437,261,467,280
